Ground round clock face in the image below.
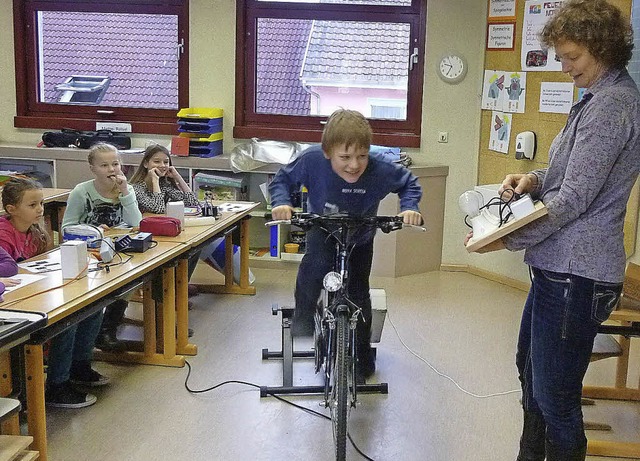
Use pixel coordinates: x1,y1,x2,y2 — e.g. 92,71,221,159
438,54,467,83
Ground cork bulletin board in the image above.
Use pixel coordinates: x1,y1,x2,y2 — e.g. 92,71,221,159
477,0,639,256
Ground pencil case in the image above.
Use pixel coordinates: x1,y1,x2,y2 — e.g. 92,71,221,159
139,216,181,236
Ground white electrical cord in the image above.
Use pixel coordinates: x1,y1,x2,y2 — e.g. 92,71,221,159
386,311,521,399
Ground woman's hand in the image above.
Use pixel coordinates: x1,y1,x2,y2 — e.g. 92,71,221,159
398,210,423,226
464,230,506,253
499,173,537,200
271,205,294,220
0,277,21,287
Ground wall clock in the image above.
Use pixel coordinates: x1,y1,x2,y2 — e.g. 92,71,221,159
438,54,467,84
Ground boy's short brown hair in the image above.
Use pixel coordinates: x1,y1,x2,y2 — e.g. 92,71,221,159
321,109,372,155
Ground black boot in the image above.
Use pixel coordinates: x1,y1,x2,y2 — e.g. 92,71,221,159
545,438,587,461
95,299,128,352
516,411,546,461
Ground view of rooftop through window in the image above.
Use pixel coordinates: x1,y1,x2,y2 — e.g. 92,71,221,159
38,11,179,110
256,18,410,120
257,0,411,5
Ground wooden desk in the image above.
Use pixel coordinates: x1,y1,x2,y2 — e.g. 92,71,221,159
1,242,185,461
150,202,260,296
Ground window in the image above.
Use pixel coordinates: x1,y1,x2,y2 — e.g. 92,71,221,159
13,0,189,135
235,0,426,147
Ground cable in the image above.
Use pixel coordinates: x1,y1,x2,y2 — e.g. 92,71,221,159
183,361,376,460
386,312,520,399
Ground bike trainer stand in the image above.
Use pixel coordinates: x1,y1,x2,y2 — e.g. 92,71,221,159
260,304,388,397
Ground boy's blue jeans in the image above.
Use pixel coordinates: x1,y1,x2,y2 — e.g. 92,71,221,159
517,266,622,451
295,227,374,341
47,310,103,385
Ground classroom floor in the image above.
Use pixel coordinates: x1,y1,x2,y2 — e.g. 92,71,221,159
45,267,639,461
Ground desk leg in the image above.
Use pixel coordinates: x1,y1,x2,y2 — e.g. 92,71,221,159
94,278,185,368
0,351,19,435
176,258,197,356
25,344,47,461
162,265,177,361
143,281,157,358
199,217,256,296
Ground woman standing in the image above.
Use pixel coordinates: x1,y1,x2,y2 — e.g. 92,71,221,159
467,1,640,459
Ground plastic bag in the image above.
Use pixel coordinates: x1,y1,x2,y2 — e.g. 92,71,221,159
200,237,255,285
230,138,315,172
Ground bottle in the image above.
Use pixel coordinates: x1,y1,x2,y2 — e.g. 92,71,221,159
301,185,308,212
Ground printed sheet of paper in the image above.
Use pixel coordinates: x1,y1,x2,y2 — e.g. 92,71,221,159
3,274,47,292
539,82,574,114
521,0,564,72
489,111,511,154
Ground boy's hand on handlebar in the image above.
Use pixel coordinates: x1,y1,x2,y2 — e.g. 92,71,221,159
398,210,423,226
271,205,295,220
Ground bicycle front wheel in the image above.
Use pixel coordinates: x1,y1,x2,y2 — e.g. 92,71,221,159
331,309,350,461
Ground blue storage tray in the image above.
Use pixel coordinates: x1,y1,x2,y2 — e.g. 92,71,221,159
178,118,223,134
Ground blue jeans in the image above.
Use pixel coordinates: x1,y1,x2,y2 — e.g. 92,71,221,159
295,227,374,343
517,267,622,451
47,310,103,385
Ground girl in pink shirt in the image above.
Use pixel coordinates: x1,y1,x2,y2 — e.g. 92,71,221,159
0,178,108,408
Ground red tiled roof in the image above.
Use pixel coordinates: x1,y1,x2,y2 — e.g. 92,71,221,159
41,11,178,109
256,18,311,115
301,21,409,87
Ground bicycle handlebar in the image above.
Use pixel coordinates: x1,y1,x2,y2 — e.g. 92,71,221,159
265,212,426,233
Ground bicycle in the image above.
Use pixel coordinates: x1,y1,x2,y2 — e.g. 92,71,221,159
263,212,423,460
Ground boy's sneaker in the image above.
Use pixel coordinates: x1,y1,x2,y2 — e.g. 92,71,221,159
70,361,111,387
46,381,97,409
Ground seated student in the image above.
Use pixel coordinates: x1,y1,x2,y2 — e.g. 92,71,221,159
129,144,200,213
129,144,201,295
0,245,21,301
62,143,143,352
269,109,423,382
0,178,107,408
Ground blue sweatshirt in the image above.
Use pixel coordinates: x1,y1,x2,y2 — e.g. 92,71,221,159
269,146,422,217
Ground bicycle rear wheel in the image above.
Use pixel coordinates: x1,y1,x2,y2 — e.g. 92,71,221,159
331,309,350,461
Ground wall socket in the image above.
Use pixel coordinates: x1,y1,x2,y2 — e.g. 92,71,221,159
96,122,132,132
438,131,449,143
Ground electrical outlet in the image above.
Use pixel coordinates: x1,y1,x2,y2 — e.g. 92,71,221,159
438,131,449,143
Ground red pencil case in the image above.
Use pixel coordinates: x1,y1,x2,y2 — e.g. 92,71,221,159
139,216,182,236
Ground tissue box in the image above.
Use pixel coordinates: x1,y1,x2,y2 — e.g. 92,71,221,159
60,240,88,279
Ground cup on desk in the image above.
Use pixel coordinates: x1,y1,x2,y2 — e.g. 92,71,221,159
166,201,185,227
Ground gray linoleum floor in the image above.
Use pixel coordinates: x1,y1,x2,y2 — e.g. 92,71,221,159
44,267,639,461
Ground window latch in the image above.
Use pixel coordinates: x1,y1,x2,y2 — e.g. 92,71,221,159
409,47,419,71
177,38,184,60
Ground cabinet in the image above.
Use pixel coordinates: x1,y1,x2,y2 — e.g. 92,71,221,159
0,144,448,276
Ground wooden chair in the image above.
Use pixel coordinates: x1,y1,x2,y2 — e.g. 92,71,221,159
583,262,640,458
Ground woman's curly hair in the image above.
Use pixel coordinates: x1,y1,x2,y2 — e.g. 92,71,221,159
540,0,633,69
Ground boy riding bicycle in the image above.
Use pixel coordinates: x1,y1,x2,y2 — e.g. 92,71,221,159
269,109,423,382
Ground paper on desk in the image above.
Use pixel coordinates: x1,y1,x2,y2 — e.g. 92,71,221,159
19,252,99,274
217,202,254,212
3,273,47,292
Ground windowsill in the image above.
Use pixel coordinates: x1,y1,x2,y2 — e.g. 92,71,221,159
14,116,177,136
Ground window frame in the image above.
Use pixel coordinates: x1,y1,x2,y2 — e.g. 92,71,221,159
234,0,427,147
13,0,189,135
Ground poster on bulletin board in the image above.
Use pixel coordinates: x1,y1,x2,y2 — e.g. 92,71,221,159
521,0,564,71
488,0,517,21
